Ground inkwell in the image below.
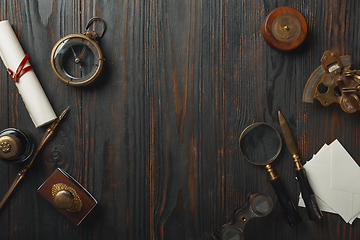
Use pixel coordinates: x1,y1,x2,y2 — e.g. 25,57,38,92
0,128,34,164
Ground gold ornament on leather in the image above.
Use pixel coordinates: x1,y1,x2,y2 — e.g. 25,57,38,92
52,183,82,212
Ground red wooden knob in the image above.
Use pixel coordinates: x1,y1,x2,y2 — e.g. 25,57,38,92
262,6,307,51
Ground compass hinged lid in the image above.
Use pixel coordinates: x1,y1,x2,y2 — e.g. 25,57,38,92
262,6,307,51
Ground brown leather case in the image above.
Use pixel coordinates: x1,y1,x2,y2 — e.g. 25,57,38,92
37,168,97,226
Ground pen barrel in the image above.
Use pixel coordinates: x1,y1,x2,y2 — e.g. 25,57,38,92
0,173,23,211
270,177,302,227
295,168,322,220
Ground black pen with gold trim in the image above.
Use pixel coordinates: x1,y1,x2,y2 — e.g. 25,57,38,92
278,111,322,220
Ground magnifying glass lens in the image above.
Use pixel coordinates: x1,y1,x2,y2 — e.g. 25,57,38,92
239,123,281,164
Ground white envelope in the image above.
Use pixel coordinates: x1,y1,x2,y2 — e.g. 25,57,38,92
330,141,360,194
298,140,360,224
299,193,336,213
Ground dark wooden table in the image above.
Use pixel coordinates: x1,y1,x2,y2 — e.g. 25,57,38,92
1,0,360,239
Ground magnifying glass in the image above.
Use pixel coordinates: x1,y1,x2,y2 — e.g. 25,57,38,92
239,123,302,227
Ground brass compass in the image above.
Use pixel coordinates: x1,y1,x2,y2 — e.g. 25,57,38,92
262,6,307,51
50,17,106,86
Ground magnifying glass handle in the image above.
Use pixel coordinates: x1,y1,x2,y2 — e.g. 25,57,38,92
270,177,302,227
295,168,322,220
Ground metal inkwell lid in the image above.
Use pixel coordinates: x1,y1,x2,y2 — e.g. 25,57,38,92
0,134,21,160
0,128,34,164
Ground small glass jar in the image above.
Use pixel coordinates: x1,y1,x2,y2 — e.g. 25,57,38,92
0,128,34,164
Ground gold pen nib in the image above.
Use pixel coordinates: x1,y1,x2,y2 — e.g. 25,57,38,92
278,111,303,170
58,106,70,120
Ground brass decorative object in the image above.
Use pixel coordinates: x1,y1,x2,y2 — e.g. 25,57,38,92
50,17,106,86
303,50,360,113
0,128,34,164
0,135,21,159
272,13,301,43
52,183,82,212
38,168,98,226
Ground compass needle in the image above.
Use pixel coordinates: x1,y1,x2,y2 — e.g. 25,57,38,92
70,47,80,64
78,46,87,60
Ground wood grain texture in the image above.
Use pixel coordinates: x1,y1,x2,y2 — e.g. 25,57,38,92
0,0,360,239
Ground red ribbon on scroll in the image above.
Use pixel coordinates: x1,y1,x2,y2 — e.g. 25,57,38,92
7,54,33,83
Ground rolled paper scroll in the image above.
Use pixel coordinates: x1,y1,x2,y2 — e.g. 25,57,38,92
0,20,56,127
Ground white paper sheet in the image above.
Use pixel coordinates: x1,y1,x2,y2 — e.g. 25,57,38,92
330,140,360,195
299,193,336,213
0,20,56,127
298,140,360,224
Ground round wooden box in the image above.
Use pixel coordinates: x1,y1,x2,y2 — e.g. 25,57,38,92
262,6,307,51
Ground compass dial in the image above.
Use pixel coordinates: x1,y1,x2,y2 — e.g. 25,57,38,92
51,34,103,86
